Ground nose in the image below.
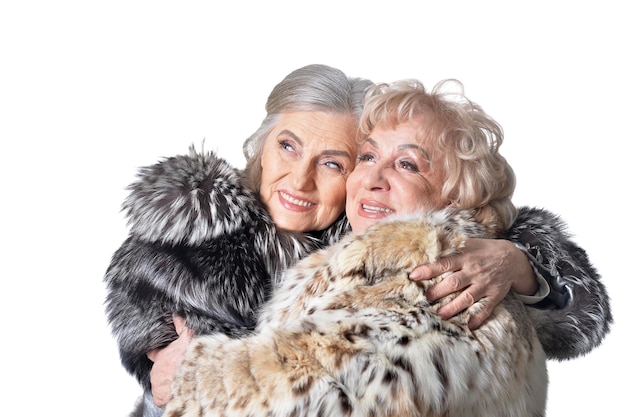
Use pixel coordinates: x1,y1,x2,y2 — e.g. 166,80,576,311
361,162,390,191
290,158,316,191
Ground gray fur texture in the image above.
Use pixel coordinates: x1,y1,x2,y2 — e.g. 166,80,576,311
103,146,319,393
506,207,612,359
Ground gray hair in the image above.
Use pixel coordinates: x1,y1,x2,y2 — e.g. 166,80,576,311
243,64,373,191
360,79,517,232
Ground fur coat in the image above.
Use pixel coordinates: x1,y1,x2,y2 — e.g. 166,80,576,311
505,208,612,359
104,147,611,413
103,148,322,394
164,209,549,417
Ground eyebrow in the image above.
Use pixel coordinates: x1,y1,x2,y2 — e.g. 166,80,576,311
364,138,431,160
278,129,352,158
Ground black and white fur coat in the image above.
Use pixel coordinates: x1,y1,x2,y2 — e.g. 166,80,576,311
506,208,612,359
103,148,325,396
104,147,611,413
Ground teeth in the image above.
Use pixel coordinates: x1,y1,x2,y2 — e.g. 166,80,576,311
362,204,394,213
280,191,313,207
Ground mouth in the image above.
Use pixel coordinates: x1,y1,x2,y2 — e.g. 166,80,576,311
361,203,394,214
357,200,395,219
278,190,315,211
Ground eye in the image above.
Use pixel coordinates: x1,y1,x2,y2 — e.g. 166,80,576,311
398,159,419,172
323,160,345,171
279,140,295,152
356,152,375,164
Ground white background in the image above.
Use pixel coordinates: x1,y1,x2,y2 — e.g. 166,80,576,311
1,1,623,416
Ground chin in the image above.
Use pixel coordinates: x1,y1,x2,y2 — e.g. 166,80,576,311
274,217,309,232
350,220,373,234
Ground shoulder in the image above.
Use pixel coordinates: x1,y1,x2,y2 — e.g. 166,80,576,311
507,206,574,241
122,145,267,245
514,206,567,230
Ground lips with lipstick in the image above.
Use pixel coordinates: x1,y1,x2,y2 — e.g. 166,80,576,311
359,200,394,218
278,190,315,212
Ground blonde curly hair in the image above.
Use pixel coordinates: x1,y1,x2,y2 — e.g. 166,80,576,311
359,79,517,232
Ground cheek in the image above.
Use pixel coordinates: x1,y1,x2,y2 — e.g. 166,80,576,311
259,149,285,197
259,162,275,204
320,179,347,213
396,184,442,215
259,180,271,207
345,174,359,201
345,173,363,208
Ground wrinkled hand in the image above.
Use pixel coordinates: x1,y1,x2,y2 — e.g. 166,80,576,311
409,238,537,330
146,315,194,407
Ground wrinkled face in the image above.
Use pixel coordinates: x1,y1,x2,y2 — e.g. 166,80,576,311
260,111,358,232
346,118,449,233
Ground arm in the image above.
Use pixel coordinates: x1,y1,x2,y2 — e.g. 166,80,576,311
105,147,312,390
409,237,541,330
411,206,612,359
103,237,183,389
104,232,270,387
104,147,266,388
506,206,612,359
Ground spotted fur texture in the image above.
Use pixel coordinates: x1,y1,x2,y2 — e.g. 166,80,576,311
164,209,548,417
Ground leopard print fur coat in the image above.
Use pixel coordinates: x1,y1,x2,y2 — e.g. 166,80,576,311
164,209,548,417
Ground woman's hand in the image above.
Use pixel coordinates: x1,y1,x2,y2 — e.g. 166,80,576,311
146,315,194,407
409,238,537,329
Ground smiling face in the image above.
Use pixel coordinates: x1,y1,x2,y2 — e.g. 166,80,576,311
260,111,358,232
346,118,449,233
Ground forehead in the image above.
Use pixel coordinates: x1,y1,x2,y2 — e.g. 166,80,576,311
367,118,434,150
275,111,358,149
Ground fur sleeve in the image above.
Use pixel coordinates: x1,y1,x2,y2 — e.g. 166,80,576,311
505,206,613,360
122,145,259,246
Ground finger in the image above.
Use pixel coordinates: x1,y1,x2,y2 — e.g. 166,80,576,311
152,385,171,408
173,315,195,339
436,290,475,320
409,256,456,281
150,366,173,407
178,324,194,341
426,272,465,302
146,348,161,362
468,303,495,330
172,315,187,335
